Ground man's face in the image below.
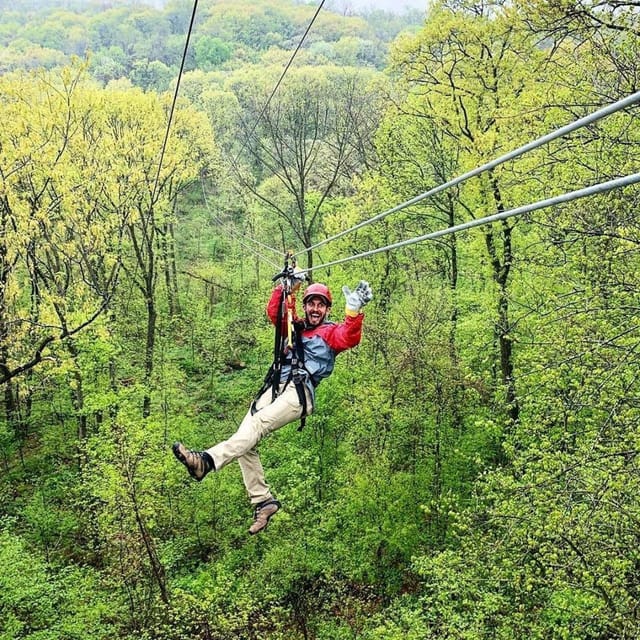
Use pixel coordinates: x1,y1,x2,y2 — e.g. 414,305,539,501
303,296,330,327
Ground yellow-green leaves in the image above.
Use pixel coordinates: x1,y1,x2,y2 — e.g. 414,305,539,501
0,64,217,384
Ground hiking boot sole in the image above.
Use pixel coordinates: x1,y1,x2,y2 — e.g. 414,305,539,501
172,442,206,481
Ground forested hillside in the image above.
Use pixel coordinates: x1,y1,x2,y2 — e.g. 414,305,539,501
1,1,640,639
0,0,420,84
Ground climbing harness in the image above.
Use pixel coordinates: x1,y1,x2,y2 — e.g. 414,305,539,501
250,252,314,430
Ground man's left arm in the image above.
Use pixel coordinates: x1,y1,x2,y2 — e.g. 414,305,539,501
324,281,373,352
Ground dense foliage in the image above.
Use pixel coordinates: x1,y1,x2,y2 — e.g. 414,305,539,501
0,0,422,86
2,0,640,638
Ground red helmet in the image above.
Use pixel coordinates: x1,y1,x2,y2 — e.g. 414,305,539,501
302,283,332,306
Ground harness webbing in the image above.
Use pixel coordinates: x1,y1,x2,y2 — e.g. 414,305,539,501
289,319,310,431
250,257,311,429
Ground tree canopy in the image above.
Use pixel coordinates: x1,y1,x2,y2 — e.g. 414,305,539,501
1,1,640,639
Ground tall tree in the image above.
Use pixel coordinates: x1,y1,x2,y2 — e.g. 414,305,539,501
230,66,385,273
388,0,565,429
100,89,217,417
0,67,125,450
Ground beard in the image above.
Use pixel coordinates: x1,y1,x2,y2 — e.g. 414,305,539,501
305,309,327,327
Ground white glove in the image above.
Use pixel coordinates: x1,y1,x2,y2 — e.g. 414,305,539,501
285,266,307,292
342,280,373,315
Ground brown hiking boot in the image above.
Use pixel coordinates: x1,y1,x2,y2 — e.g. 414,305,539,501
249,499,280,535
172,442,214,481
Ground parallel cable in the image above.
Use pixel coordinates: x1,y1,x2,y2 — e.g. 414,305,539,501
293,89,640,259
227,223,283,258
301,172,640,274
232,0,326,167
211,215,282,269
201,182,282,268
151,0,199,203
224,232,282,270
201,181,282,256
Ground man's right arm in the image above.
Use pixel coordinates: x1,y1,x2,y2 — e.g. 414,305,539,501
266,285,283,325
266,285,299,328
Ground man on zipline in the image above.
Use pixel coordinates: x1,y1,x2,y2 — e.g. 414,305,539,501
172,274,373,534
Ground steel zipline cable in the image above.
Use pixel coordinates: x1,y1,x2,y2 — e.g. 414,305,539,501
212,214,282,270
222,231,282,270
231,0,327,168
300,172,640,275
196,0,326,268
292,89,640,260
201,182,282,269
151,0,199,203
121,0,198,323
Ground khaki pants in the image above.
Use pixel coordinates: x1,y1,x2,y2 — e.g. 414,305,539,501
206,384,309,504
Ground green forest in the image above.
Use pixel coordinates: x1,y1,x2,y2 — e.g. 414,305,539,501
1,0,640,638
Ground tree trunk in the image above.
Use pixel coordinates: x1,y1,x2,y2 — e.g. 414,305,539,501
143,295,156,419
129,476,169,605
168,221,180,314
127,211,157,419
445,192,463,432
484,172,520,428
66,339,88,442
162,218,180,317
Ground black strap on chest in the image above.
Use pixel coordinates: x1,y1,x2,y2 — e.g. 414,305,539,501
288,319,309,430
251,282,286,413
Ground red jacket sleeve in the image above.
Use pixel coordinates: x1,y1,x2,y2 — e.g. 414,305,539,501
266,285,300,330
266,286,283,325
316,313,364,353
